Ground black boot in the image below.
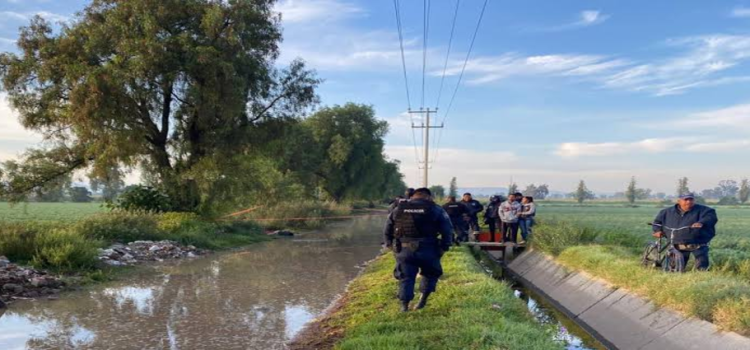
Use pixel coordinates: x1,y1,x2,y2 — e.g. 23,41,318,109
400,301,410,312
414,292,431,310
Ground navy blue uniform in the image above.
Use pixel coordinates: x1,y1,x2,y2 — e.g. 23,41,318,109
442,201,469,243
461,199,484,232
653,203,718,270
383,199,453,302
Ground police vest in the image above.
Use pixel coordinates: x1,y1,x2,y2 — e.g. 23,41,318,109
394,201,439,240
443,203,464,219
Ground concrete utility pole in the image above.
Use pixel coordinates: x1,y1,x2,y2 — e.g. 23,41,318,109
410,108,443,188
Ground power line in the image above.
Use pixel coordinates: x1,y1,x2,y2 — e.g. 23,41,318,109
434,0,489,165
392,0,421,169
421,0,431,108
435,0,461,109
440,0,489,126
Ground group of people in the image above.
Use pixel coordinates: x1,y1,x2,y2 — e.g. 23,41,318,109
383,188,719,313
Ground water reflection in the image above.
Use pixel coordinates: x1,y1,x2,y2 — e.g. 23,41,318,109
0,217,384,350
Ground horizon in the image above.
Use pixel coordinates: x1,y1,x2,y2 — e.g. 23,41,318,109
2,0,750,193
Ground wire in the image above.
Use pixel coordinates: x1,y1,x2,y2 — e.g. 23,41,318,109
421,0,431,108
440,0,489,126
435,0,461,109
434,0,489,165
393,0,412,110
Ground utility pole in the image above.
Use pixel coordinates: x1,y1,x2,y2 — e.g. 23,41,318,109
410,108,443,188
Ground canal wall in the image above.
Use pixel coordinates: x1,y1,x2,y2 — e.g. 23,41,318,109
506,250,750,350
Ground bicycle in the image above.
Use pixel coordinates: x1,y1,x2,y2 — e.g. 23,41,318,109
641,223,690,273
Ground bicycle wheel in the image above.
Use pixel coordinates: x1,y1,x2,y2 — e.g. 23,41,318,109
663,249,685,273
641,243,663,268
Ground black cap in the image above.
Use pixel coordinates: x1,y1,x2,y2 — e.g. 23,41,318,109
405,188,416,198
463,192,472,196
414,187,432,197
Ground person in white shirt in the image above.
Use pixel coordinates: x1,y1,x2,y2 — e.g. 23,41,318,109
519,196,536,244
499,193,522,243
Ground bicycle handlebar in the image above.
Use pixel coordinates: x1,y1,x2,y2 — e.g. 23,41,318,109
647,223,691,231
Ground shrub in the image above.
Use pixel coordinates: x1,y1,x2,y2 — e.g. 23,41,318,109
531,221,599,255
243,200,351,229
112,185,171,212
0,222,51,262
74,211,163,243
32,228,101,269
718,196,740,206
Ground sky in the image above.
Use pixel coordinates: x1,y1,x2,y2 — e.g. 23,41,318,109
1,0,750,194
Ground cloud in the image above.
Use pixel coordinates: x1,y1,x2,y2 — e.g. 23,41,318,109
555,136,750,158
0,10,69,23
274,0,364,24
577,10,609,26
445,34,750,96
731,7,750,18
678,103,750,130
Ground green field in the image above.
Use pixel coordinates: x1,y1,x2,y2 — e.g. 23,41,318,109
0,202,106,222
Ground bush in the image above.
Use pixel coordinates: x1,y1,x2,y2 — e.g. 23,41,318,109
718,196,740,206
112,185,171,212
0,222,51,262
32,228,101,269
74,211,163,243
243,201,351,229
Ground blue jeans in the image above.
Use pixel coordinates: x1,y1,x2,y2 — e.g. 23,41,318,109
677,245,710,270
519,217,534,241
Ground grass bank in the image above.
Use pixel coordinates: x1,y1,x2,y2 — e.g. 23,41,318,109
290,247,563,350
0,211,268,272
532,221,750,335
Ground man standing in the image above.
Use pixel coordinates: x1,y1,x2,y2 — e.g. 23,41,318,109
388,188,415,214
652,193,718,270
443,196,470,243
383,188,453,312
499,193,522,243
461,193,484,233
484,196,502,242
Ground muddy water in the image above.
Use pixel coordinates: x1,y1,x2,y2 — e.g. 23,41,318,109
0,217,384,350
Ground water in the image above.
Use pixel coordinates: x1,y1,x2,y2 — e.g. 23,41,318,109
475,252,607,350
0,217,384,350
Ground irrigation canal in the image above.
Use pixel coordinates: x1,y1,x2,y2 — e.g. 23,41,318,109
1,216,606,349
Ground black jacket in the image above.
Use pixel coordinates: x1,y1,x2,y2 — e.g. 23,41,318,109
383,199,454,249
653,204,718,244
461,199,484,217
442,201,470,221
484,201,500,220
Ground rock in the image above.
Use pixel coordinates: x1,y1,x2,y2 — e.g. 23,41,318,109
0,256,9,268
30,277,48,288
149,245,161,252
3,283,24,294
187,252,197,258
47,295,59,300
24,291,40,298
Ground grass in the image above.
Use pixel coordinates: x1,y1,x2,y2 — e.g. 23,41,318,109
0,202,105,222
522,201,750,335
296,247,563,350
238,200,353,230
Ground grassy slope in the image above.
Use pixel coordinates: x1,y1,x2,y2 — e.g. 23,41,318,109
0,202,104,222
305,247,562,350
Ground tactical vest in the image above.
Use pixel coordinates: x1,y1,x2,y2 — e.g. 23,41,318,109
443,203,463,218
394,201,439,240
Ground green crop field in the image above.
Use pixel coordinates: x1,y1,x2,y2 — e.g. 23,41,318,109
0,202,105,222
537,202,750,253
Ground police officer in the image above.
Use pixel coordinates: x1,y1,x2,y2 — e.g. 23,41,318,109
388,188,416,214
442,196,470,244
461,193,484,233
652,192,718,270
484,195,503,241
383,187,453,312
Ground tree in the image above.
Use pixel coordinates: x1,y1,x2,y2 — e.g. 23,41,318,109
90,166,126,202
0,1,319,211
508,183,519,195
625,177,637,205
573,180,594,204
740,179,750,204
68,186,93,203
449,177,458,198
304,104,391,202
677,177,690,197
535,184,550,200
717,180,739,198
429,185,446,199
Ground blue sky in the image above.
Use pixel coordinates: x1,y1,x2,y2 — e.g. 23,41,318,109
2,0,750,193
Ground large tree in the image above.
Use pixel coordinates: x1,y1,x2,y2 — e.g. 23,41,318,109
626,177,638,205
677,177,690,197
740,179,750,204
448,177,458,198
573,180,594,204
0,0,319,211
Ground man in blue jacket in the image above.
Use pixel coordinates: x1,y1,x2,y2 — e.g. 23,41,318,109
652,193,718,270
461,193,484,233
383,188,453,312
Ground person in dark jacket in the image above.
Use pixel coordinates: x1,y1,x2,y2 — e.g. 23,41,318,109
443,196,470,243
388,188,415,214
461,193,484,233
383,188,453,312
484,195,503,241
652,192,718,270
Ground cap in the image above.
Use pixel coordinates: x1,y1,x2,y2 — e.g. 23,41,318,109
414,187,433,197
679,192,695,199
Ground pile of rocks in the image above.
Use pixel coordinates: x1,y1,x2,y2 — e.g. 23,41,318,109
0,256,65,305
97,240,207,266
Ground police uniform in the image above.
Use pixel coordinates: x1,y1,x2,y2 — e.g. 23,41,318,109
383,198,453,307
442,201,469,243
461,199,484,232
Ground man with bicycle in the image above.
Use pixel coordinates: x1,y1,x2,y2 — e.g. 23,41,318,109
652,193,718,270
